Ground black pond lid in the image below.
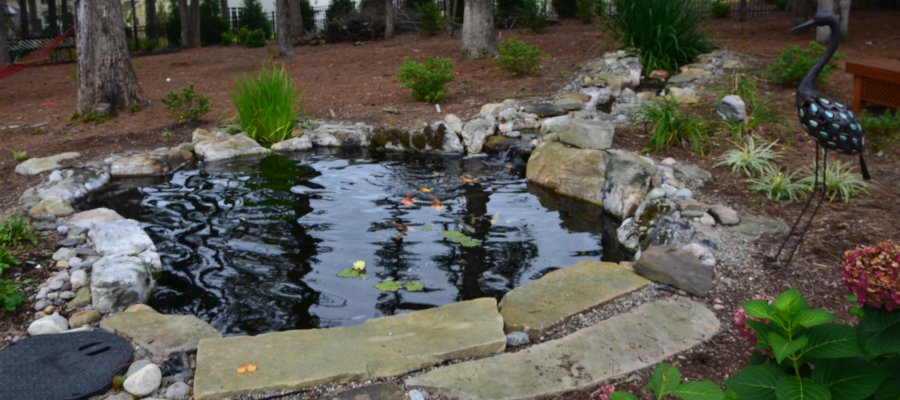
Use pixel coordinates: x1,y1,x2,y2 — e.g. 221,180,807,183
0,330,134,400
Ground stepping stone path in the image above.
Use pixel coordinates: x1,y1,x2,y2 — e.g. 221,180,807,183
100,308,222,358
193,298,506,400
407,298,720,400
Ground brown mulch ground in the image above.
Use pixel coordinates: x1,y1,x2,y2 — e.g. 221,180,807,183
1,11,899,399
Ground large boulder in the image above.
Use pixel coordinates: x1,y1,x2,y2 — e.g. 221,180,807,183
551,119,615,150
110,146,195,177
715,95,747,122
15,152,81,175
526,142,609,205
87,219,155,257
91,254,154,313
461,117,496,154
271,135,313,152
634,245,714,296
308,123,373,147
193,133,270,162
601,151,654,219
68,208,125,231
101,308,222,357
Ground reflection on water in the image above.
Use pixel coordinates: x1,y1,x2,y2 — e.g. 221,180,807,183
81,149,624,335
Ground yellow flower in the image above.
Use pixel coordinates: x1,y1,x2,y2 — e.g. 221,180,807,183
353,260,366,271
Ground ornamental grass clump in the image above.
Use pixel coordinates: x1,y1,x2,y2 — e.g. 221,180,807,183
633,96,709,155
232,65,302,147
843,240,900,311
798,159,869,203
747,167,810,202
716,135,781,177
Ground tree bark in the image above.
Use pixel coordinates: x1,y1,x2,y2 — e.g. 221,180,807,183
738,0,747,22
384,0,394,39
27,0,40,33
146,0,157,38
289,0,303,39
178,0,200,47
0,0,11,65
75,0,149,114
48,0,58,35
178,0,188,45
17,0,27,36
838,0,850,39
461,0,495,59
447,0,458,36
276,0,293,55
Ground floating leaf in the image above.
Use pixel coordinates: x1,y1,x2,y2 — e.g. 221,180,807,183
400,194,414,206
405,281,425,292
337,268,369,280
237,363,258,374
421,224,434,232
419,187,433,193
375,280,404,292
352,260,366,272
442,230,482,247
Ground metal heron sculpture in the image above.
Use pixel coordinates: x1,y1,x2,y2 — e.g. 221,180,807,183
767,12,872,268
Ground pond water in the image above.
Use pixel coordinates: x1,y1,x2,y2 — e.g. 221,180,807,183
82,149,625,336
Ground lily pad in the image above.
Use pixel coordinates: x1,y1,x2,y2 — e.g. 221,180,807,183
421,224,434,232
337,268,369,280
405,281,424,292
375,280,404,292
442,230,482,247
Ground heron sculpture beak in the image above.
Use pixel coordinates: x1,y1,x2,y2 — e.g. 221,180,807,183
790,19,817,33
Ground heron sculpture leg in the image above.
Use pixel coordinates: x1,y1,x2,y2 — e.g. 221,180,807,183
768,145,828,268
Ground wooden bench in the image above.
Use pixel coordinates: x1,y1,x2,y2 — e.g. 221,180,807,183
845,58,900,113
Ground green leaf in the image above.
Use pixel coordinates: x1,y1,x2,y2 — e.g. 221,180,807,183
802,324,862,359
857,308,900,356
669,381,725,400
375,280,404,292
647,363,682,397
810,358,887,400
772,288,808,318
874,378,900,400
768,332,808,364
726,364,783,400
775,376,831,400
610,392,640,400
420,224,434,232
742,300,775,321
794,309,837,328
337,268,369,280
404,281,424,292
441,230,482,247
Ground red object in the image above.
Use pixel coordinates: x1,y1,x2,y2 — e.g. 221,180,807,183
0,27,74,81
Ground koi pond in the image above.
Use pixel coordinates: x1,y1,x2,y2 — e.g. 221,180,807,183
81,149,626,335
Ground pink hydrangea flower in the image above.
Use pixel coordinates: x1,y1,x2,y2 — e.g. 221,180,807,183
842,240,900,311
733,295,773,345
593,385,616,400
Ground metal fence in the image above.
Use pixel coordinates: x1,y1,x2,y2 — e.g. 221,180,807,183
599,0,785,18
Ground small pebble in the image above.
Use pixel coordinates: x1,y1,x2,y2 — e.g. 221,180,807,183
57,225,69,235
70,269,89,289
48,280,64,291
127,359,155,378
407,389,426,400
506,331,531,347
34,300,50,311
124,363,163,397
699,213,716,226
59,291,77,300
674,188,693,199
69,257,84,269
660,157,677,165
165,381,191,400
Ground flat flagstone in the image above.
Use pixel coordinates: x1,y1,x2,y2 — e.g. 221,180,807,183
100,308,222,358
14,152,81,175
193,298,505,400
407,298,720,400
499,261,650,334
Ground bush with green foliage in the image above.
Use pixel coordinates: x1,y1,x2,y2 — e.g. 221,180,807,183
633,96,709,155
326,0,356,23
768,41,844,86
161,83,210,124
495,39,545,77
716,135,781,177
0,217,37,248
0,279,26,312
139,37,159,52
221,31,235,44
859,110,900,155
416,2,447,36
201,0,230,45
606,0,715,73
607,363,723,400
397,57,455,104
552,0,576,18
166,0,183,46
711,0,730,18
575,0,595,22
0,247,18,275
520,0,549,33
799,160,869,203
240,0,272,38
232,65,302,147
244,29,267,47
748,167,810,202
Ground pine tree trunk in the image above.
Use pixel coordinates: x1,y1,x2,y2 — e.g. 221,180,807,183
461,0,495,59
276,0,294,55
188,0,200,47
18,0,28,36
178,0,189,45
146,0,157,38
48,0,58,35
738,0,747,22
75,0,149,114
447,0,458,36
27,0,40,33
0,0,10,65
289,0,303,39
384,0,394,39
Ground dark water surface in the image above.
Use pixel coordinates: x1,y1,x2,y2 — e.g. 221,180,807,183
82,149,624,335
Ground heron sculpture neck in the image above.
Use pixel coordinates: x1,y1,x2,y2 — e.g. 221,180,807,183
797,15,842,106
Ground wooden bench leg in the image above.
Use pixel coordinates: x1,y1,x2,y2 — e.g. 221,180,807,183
852,76,863,113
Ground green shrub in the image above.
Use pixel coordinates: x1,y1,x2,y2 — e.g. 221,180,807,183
716,135,781,177
244,29,267,47
12,150,29,163
711,0,730,18
552,0,576,18
633,96,709,155
240,0,272,38
575,0,595,23
799,160,869,203
201,0,230,45
0,279,26,312
397,57,455,103
232,65,302,146
221,31,235,45
0,247,18,275
606,0,715,73
139,37,159,52
768,41,844,86
326,0,356,23
859,110,900,155
495,39,545,77
0,217,37,248
609,363,723,400
748,167,810,202
161,83,210,124
520,0,549,33
416,2,447,36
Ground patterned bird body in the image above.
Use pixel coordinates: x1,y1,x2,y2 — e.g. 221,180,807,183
797,96,864,155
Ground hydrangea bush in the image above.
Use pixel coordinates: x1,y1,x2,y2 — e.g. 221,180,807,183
842,240,900,311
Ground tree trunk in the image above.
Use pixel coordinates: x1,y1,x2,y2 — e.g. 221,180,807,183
447,0,458,36
276,0,293,55
791,0,815,32
838,0,850,39
145,0,156,38
815,0,833,43
61,0,69,29
188,0,200,47
48,0,58,35
178,0,188,45
0,0,11,65
738,0,747,22
17,0,27,36
27,0,40,33
289,0,303,39
75,0,149,114
384,0,394,39
461,0,495,59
